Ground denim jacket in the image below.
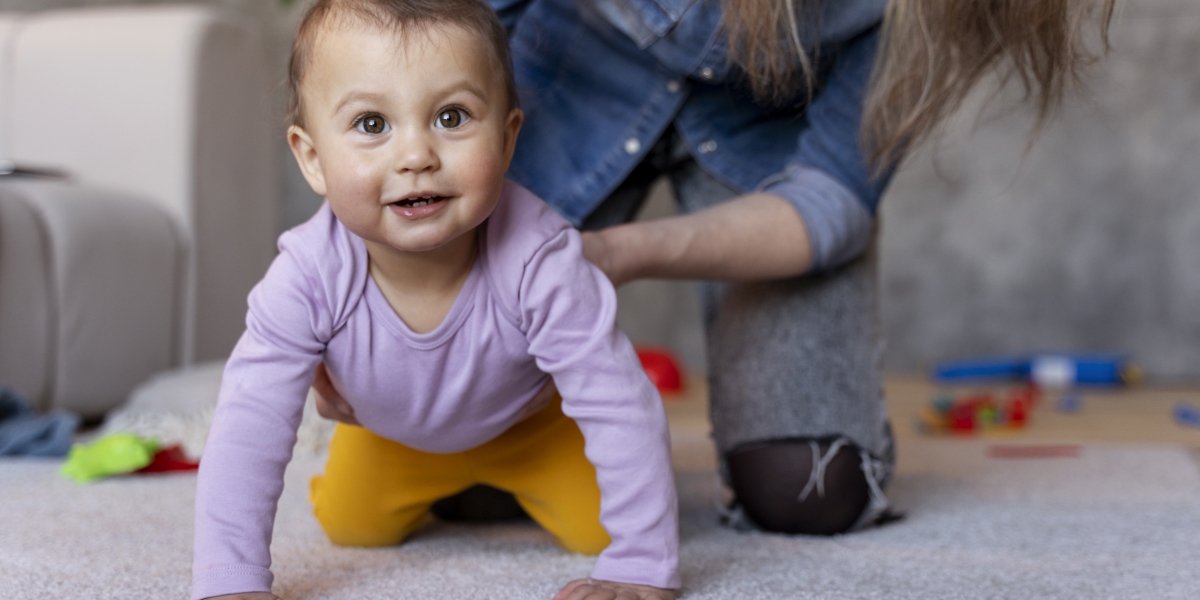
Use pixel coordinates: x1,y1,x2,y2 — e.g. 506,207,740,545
492,0,890,271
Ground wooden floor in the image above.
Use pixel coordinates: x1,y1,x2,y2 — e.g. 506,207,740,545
662,374,1200,473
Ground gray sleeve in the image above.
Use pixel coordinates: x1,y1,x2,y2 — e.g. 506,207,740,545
759,163,874,273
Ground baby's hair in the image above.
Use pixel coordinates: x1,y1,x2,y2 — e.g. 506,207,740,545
286,0,518,128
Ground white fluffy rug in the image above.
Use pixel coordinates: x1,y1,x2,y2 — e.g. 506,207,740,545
2,438,1199,599
95,361,334,459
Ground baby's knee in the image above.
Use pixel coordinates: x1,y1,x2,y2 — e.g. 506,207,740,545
317,512,416,547
557,526,611,556
545,507,611,555
310,475,422,547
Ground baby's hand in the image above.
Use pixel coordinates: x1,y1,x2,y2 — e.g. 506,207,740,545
554,578,676,600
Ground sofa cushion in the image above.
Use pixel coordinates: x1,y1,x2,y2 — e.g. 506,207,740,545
0,179,183,417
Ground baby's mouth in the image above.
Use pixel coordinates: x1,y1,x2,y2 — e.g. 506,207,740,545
392,194,448,208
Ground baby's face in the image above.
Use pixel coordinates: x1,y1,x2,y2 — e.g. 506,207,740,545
288,22,522,253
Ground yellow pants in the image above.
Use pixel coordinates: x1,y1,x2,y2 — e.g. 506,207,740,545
310,395,611,555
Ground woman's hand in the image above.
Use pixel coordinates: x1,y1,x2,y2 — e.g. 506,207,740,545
554,578,676,600
312,363,360,426
581,230,631,288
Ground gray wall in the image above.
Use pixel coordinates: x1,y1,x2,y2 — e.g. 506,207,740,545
879,3,1200,379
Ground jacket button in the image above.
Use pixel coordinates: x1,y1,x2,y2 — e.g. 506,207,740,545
624,138,641,154
666,80,681,93
699,67,714,80
698,140,717,154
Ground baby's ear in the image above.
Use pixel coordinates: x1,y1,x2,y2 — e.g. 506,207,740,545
288,125,328,197
502,108,524,165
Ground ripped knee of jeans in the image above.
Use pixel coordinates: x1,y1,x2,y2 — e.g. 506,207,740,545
722,437,877,535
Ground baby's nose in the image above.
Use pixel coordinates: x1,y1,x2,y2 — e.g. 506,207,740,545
393,133,439,173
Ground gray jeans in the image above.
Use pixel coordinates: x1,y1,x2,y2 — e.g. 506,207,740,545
582,130,893,524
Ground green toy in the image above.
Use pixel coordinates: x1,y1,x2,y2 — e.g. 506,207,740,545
60,433,159,483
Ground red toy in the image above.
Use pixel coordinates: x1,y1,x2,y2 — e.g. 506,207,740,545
916,385,1039,436
948,400,980,432
136,444,200,473
635,346,684,395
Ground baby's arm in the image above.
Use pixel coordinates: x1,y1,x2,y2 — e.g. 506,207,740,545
519,227,680,592
191,244,331,600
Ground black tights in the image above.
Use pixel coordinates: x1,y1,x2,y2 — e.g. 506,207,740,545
725,438,871,535
433,437,874,536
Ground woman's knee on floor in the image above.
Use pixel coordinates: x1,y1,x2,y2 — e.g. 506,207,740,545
310,475,427,547
726,438,870,536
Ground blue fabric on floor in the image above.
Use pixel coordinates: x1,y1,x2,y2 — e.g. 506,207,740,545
0,387,79,457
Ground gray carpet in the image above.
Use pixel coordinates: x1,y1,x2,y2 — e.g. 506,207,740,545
2,441,1199,599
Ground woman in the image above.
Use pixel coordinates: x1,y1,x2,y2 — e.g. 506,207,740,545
315,0,1116,536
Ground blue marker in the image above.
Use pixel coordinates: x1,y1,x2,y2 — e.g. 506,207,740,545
933,353,1138,387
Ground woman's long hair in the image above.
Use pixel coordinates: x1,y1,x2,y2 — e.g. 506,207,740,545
721,0,1118,170
722,0,820,103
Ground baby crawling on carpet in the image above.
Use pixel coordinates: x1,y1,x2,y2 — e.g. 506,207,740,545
190,1,678,598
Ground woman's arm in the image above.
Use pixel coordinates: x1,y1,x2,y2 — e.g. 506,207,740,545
582,192,812,287
585,27,890,288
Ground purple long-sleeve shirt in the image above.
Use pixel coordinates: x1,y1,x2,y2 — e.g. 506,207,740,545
190,181,679,599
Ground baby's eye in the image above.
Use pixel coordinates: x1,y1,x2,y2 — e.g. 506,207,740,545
435,108,469,129
355,114,389,135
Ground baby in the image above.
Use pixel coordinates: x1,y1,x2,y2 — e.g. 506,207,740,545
190,1,678,599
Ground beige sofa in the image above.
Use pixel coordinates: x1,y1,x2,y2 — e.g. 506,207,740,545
0,6,277,418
